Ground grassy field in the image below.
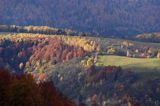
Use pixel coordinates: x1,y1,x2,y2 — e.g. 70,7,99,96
96,55,160,73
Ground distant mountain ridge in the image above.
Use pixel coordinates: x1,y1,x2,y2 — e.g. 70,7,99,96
0,0,160,36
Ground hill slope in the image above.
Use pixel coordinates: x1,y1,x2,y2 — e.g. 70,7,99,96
0,0,160,36
0,33,160,105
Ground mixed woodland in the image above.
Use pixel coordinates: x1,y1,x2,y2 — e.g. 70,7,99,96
0,32,159,105
0,0,160,36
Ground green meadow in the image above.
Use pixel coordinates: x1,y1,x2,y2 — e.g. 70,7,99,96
96,55,160,73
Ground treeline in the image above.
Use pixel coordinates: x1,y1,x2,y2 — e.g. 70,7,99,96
0,68,75,106
0,25,90,36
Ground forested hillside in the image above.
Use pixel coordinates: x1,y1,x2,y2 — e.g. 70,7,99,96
0,68,75,106
0,0,160,105
0,33,160,105
0,0,160,36
0,33,97,73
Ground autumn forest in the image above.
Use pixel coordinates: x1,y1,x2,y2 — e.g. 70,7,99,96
0,0,160,106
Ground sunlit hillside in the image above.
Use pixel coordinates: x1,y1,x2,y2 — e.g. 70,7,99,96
0,32,159,105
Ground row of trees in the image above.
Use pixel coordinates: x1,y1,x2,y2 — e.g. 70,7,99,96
0,25,89,36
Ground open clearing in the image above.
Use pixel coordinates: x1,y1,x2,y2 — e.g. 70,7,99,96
96,55,160,73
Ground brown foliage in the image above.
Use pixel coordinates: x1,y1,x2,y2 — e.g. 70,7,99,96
0,68,75,106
